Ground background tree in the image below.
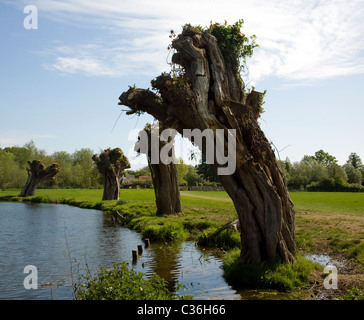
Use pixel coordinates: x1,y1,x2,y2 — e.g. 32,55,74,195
18,160,60,197
327,163,348,182
0,150,27,189
119,20,296,264
1,142,103,189
176,159,189,186
125,167,151,178
314,150,337,166
279,151,364,191
92,148,130,200
360,167,364,187
288,157,327,190
343,164,362,184
346,152,363,169
72,148,101,188
136,124,182,215
185,165,204,186
52,151,73,187
197,154,219,183
3,146,33,169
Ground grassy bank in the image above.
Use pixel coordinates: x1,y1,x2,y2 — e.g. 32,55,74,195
1,188,363,296
223,249,320,291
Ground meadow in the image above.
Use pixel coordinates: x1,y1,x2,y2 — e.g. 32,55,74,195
1,188,363,298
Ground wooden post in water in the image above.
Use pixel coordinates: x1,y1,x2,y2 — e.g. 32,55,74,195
132,249,138,261
137,244,143,255
144,238,150,248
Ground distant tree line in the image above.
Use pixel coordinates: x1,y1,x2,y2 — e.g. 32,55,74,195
0,141,219,190
278,150,364,192
0,141,102,189
1,142,362,192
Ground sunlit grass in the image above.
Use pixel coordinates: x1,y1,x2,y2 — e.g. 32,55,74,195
290,192,364,216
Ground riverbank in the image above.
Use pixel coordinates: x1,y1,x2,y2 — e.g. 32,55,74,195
1,189,363,299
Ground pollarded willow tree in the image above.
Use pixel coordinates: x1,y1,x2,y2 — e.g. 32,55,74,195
18,160,60,197
92,148,130,200
119,20,296,264
135,123,182,215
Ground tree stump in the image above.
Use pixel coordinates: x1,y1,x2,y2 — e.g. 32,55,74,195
92,148,130,200
136,123,182,215
18,160,60,197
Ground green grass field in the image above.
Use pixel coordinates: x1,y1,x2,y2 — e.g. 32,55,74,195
2,188,363,214
290,192,364,216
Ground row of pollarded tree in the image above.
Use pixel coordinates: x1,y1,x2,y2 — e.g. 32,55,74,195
17,148,131,201
17,143,181,216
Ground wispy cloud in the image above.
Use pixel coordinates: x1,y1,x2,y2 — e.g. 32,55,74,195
0,131,55,148
42,38,169,77
246,0,364,83
16,0,364,84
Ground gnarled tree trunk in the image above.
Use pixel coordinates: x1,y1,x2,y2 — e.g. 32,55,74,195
150,159,182,215
93,148,130,200
119,25,296,264
136,124,182,215
18,160,60,197
102,170,121,201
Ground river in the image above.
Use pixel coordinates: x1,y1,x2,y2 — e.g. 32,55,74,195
0,202,241,300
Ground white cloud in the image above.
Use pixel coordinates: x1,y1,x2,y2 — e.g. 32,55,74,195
50,57,112,76
18,0,364,84
42,38,169,77
245,0,364,83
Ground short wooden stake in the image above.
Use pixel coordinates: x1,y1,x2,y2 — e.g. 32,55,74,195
144,238,150,248
132,249,138,260
137,244,143,254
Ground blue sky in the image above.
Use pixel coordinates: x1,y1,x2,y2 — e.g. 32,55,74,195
1,0,363,169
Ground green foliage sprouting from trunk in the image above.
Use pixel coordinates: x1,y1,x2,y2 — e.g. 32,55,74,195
207,19,258,73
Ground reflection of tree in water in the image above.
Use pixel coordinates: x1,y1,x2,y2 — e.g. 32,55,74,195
147,243,182,292
99,216,180,292
99,215,122,254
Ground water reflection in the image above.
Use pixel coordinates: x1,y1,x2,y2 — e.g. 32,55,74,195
146,242,182,292
0,202,241,300
0,202,148,299
2,202,310,300
136,242,240,299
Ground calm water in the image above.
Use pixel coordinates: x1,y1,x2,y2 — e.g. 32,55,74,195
0,202,241,300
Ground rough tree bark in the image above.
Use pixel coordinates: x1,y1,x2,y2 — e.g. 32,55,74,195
119,25,296,264
18,160,60,197
92,148,130,200
136,123,182,215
